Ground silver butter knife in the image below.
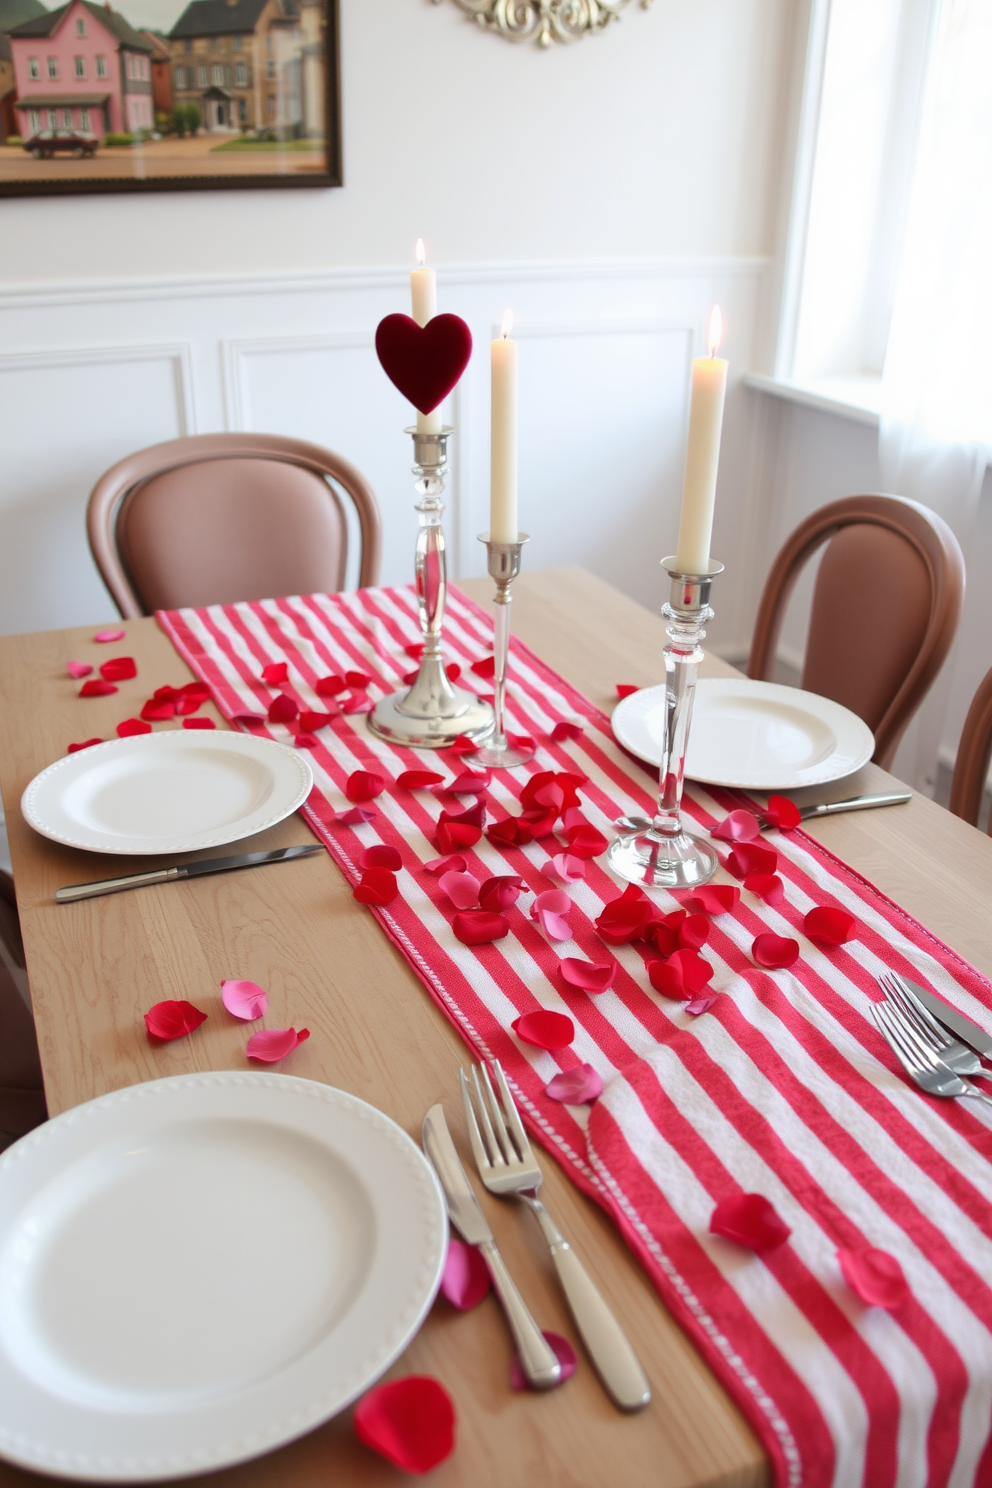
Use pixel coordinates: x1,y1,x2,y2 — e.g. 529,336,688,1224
56,844,324,903
901,975,992,1059
422,1104,562,1390
616,790,912,835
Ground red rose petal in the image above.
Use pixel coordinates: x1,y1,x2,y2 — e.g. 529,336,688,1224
437,820,484,853
354,1375,455,1474
425,853,467,875
512,1009,574,1051
402,670,420,685
397,769,445,789
115,717,151,737
315,674,347,697
346,670,372,689
174,693,202,715
246,1027,310,1062
446,769,491,795
559,958,617,994
261,662,288,685
838,1246,909,1309
66,660,93,679
68,737,103,752
141,697,175,720
345,769,387,803
336,806,378,825
183,717,216,730
545,1063,603,1104
179,681,211,703
447,663,462,683
299,710,336,731
220,979,268,1020
449,736,481,755
354,868,399,905
745,872,786,906
804,906,857,947
99,656,137,683
678,913,710,950
153,685,178,700
294,733,319,750
439,1237,491,1310
710,1193,791,1253
685,995,717,1016
727,842,779,879
439,869,481,910
478,875,523,912
565,823,609,859
404,643,425,661
471,655,496,679
452,910,510,946
595,883,658,945
362,844,402,871
752,932,800,969
643,921,679,957
684,884,740,915
268,693,299,724
342,691,374,715
712,810,760,843
764,794,803,830
232,713,265,726
551,720,584,742
648,949,714,999
486,816,533,848
144,999,207,1041
616,684,639,699
79,679,118,697
94,628,125,643
510,1332,577,1393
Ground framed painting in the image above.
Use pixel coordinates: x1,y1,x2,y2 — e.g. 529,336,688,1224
0,0,339,195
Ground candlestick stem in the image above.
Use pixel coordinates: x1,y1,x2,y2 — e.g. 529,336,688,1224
607,560,724,890
474,534,534,769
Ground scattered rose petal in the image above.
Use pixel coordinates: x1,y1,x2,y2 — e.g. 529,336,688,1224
478,875,523,912
446,769,491,795
68,737,103,752
294,733,319,749
559,958,617,994
79,678,118,697
404,643,425,661
354,868,399,905
752,932,800,969
354,1376,455,1474
471,655,496,679
246,1027,310,1062
153,685,178,701
545,1063,603,1103
510,1333,577,1393
745,872,786,906
566,823,609,859
595,884,659,945
550,852,586,883
398,769,445,789
315,674,347,697
232,713,266,726
183,717,216,730
346,670,372,689
616,684,639,699
531,889,572,942
487,815,533,848
643,920,680,957
440,1237,491,1310
402,670,420,685
342,691,374,714
179,681,211,704
838,1246,909,1309
66,660,93,679
144,999,207,1041
685,995,717,1016
764,795,803,830
439,869,482,910
268,693,298,724
175,692,203,716
299,710,336,731
512,1009,574,1051
261,661,288,685
335,806,377,825
436,802,486,853
453,910,509,946
345,769,387,803
712,810,760,843
449,736,481,755
425,853,467,875
710,1193,791,1253
94,628,125,643
447,663,462,683
685,884,740,915
508,732,537,752
141,697,175,720
117,717,152,737
804,906,857,947
551,720,584,742
648,949,714,999
678,913,710,950
220,979,268,1020
98,656,137,683
727,842,779,879
362,844,402,871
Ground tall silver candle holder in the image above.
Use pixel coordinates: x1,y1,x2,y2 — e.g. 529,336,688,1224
608,558,724,890
369,428,495,750
474,533,534,769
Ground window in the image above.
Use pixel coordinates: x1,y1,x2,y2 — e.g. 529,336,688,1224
175,65,186,88
28,56,38,79
96,54,106,77
211,63,222,84
197,64,207,85
125,53,133,78
61,107,72,126
80,105,90,129
47,107,57,127
28,108,39,132
266,59,274,79
74,56,84,77
235,61,246,85
233,35,241,51
238,97,246,121
224,63,231,84
47,57,58,78
76,15,85,34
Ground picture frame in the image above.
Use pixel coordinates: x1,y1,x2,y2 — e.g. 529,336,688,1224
0,0,339,196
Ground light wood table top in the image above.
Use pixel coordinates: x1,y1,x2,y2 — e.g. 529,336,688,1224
2,566,992,1488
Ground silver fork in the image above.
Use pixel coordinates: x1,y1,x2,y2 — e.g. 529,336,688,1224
871,1001,992,1111
878,971,992,1081
615,791,911,836
461,1061,651,1411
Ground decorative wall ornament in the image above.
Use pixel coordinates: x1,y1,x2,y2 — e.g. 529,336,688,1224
433,0,653,48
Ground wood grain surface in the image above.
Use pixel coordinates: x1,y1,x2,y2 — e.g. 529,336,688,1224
2,566,991,1488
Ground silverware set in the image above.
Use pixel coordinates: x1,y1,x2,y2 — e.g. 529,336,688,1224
871,971,992,1112
423,1063,651,1410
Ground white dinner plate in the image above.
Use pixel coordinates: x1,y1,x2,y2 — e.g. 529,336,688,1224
612,677,874,790
21,731,313,855
0,1072,447,1481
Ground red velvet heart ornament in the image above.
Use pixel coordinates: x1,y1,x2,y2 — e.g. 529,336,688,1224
375,313,473,415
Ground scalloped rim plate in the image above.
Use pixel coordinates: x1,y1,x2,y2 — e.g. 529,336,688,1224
21,731,313,855
0,1073,447,1481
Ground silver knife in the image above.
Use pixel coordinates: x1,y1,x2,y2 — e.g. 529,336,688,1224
616,790,912,835
55,844,324,903
901,975,992,1058
423,1104,562,1390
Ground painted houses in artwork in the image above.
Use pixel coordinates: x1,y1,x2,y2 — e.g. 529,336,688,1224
8,0,153,141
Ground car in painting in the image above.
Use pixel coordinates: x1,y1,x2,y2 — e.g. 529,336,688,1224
23,128,98,158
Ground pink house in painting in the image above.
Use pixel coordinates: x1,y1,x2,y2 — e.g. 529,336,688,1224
8,0,153,140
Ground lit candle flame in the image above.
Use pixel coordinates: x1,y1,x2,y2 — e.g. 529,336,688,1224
708,305,723,359
501,308,514,339
415,238,426,267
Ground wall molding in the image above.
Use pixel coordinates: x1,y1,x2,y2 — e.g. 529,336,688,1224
221,331,374,432
0,341,196,435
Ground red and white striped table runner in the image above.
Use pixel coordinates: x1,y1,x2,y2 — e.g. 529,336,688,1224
159,584,992,1488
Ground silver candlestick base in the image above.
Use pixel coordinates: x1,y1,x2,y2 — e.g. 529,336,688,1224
607,557,724,890
474,533,534,769
369,428,495,750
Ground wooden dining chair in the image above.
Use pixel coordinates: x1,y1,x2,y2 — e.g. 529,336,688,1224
87,433,383,617
0,869,46,1150
747,494,965,770
949,667,992,831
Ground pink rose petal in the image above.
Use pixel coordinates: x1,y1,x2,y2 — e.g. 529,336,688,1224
362,844,402,872
550,852,586,883
66,660,93,679
510,1332,577,1392
712,809,760,843
439,1237,491,1310
710,1193,791,1252
559,958,617,994
804,906,857,947
341,691,374,715
354,1376,455,1474
425,853,468,875
745,872,786,906
144,999,207,1041
531,889,572,942
512,1009,575,1050
220,979,269,1020
94,628,125,643
752,932,800,969
545,1063,603,1103
838,1246,909,1309
685,995,717,1016
439,869,482,910
246,1027,310,1062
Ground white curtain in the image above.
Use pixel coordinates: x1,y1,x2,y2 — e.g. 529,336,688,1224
879,0,992,792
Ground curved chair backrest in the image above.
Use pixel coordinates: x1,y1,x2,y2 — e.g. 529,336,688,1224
747,494,965,770
87,433,383,618
949,667,992,832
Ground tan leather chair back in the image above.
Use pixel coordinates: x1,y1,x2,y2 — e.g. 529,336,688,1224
950,666,992,831
748,495,965,770
88,433,382,618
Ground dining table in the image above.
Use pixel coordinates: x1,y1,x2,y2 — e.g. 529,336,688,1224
3,564,992,1488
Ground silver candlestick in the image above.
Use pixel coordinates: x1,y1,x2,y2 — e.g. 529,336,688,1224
608,558,724,890
369,428,495,750
474,533,534,769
